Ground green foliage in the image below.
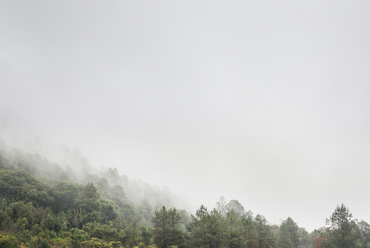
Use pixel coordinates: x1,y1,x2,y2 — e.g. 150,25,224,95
70,228,87,248
190,205,228,248
38,238,52,248
254,214,277,248
323,204,360,248
82,237,113,248
225,210,245,248
46,214,55,230
110,241,121,248
0,234,20,248
100,200,120,224
356,220,370,248
283,217,299,248
0,170,53,206
140,226,152,246
1,199,7,211
241,215,258,247
278,223,293,248
152,206,186,248
50,236,72,246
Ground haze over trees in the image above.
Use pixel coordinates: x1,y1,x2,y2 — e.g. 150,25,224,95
1,147,370,248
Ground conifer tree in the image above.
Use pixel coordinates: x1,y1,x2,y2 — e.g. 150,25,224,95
278,223,294,248
324,204,360,248
152,206,186,248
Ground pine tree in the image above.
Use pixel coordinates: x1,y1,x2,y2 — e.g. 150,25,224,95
324,204,360,248
190,206,228,248
278,223,293,248
152,206,186,248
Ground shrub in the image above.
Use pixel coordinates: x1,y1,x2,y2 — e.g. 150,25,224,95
38,239,52,248
0,234,20,248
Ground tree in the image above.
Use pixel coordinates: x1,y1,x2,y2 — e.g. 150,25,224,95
241,215,259,248
78,183,101,213
255,214,276,248
152,206,186,248
283,217,299,248
323,204,360,248
226,210,246,248
216,197,227,217
278,223,293,248
190,206,228,248
0,234,19,248
226,200,246,218
356,220,370,248
46,214,55,230
297,227,310,248
313,234,325,248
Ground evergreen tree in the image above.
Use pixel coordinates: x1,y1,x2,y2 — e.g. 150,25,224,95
324,204,360,248
226,200,246,218
356,220,370,248
152,206,186,248
226,210,245,248
283,217,299,248
241,215,259,248
255,214,276,248
278,223,293,248
46,214,55,230
190,206,228,248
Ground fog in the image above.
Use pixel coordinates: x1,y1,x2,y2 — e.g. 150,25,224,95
1,1,370,231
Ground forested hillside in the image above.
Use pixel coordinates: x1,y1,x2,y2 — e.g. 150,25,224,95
1,148,370,248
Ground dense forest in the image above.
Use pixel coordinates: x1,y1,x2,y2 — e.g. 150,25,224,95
1,147,370,248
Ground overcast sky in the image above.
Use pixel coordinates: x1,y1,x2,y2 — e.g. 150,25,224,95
1,1,370,231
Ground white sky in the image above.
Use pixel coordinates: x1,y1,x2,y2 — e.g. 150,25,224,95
1,1,370,231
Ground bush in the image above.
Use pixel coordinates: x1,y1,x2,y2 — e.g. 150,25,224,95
110,241,121,248
38,239,52,248
0,234,20,248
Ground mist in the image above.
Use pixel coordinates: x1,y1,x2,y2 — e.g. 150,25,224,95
1,1,370,232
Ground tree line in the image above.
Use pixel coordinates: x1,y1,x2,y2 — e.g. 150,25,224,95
151,202,370,248
1,148,370,248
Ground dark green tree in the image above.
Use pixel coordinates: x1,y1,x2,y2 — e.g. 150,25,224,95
152,206,186,248
241,215,259,248
77,183,101,213
255,214,276,248
190,206,227,248
226,210,245,248
356,220,370,248
283,217,299,248
297,227,310,248
140,226,152,246
323,204,360,248
278,223,293,248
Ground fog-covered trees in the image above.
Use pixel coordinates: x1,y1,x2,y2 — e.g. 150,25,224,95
356,220,370,248
255,214,276,248
278,223,293,248
2,148,370,248
225,210,246,248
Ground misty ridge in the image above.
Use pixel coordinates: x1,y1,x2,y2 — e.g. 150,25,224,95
2,131,370,248
2,114,370,248
0,135,187,218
